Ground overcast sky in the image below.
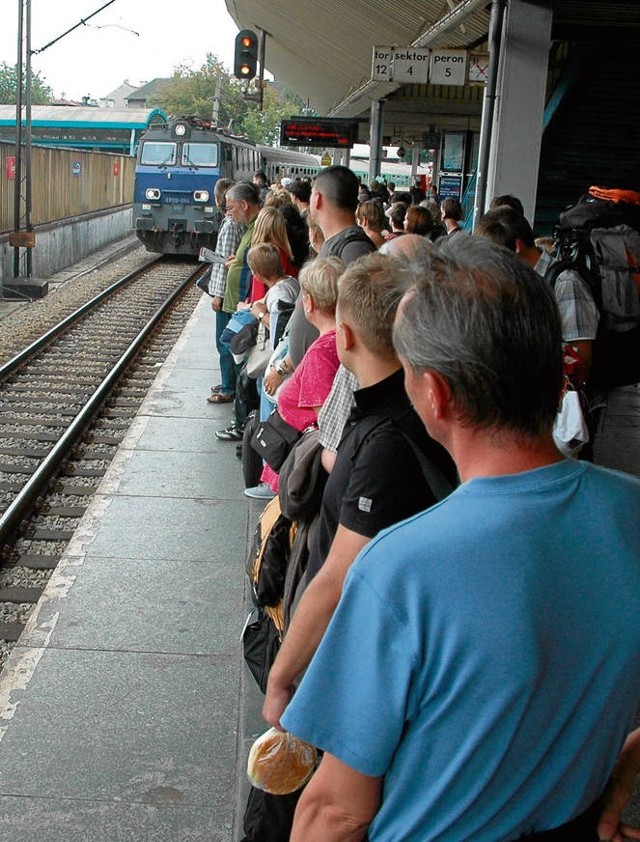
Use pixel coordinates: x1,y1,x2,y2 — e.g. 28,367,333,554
1,0,241,101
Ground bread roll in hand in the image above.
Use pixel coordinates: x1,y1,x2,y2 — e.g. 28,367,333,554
247,727,317,794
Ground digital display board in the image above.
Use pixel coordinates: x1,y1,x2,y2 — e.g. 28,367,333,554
280,117,360,148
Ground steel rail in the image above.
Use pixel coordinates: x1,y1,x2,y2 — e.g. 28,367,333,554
0,267,198,547
0,255,161,383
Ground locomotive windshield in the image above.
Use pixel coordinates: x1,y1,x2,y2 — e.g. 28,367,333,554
141,142,177,166
182,143,219,167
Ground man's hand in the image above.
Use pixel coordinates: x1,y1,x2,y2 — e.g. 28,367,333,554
263,674,293,731
211,295,223,312
598,729,640,841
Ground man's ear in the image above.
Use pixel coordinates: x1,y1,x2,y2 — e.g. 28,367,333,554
340,320,356,351
424,370,452,419
514,238,525,255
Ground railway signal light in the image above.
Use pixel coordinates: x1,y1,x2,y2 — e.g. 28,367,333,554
234,29,258,80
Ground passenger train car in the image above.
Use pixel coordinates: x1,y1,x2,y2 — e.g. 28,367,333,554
133,116,319,255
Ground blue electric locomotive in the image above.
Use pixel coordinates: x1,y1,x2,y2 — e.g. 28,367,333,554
133,116,319,255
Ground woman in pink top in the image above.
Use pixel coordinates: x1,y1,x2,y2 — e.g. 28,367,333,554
256,257,344,494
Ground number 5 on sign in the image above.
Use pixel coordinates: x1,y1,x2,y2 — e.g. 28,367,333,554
372,46,394,81
430,49,467,85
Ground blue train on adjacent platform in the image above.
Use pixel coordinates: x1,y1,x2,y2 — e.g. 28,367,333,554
133,116,320,255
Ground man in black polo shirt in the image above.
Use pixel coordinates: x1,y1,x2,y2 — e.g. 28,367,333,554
263,252,456,729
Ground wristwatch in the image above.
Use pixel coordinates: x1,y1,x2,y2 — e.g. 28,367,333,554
275,359,289,376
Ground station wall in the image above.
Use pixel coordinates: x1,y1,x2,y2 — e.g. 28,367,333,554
0,141,135,233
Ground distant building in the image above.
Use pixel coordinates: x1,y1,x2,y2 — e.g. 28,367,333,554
125,78,171,108
100,81,138,109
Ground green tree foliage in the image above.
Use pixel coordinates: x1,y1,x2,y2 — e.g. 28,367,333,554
150,53,312,146
150,54,248,129
0,62,53,104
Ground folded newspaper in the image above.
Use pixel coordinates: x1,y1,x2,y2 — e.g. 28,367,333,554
199,247,226,265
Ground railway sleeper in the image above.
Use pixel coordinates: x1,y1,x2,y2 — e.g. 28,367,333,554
30,528,76,541
54,481,99,495
0,586,43,604
0,429,59,442
0,622,25,643
0,416,69,428
0,446,50,458
17,554,60,570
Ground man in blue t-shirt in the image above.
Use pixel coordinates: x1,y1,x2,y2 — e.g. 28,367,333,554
281,236,640,841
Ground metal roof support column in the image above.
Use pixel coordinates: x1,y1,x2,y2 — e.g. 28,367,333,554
411,146,420,182
13,0,24,279
369,99,384,186
484,0,553,222
473,0,506,227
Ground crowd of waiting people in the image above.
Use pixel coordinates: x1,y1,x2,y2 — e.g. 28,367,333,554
200,165,640,841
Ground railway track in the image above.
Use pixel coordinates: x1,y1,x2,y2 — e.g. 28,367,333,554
0,257,204,658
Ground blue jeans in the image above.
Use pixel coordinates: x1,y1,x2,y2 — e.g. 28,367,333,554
215,310,236,396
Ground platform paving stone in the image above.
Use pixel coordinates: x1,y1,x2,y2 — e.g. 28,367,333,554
112,448,244,499
85,495,247,564
20,557,244,656
0,648,239,807
135,415,225,453
0,798,232,842
161,363,223,391
138,384,234,420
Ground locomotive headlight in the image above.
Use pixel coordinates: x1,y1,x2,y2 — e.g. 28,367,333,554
145,188,161,200
193,190,209,203
174,123,187,136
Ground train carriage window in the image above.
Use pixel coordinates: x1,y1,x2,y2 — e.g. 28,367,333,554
141,142,176,165
182,143,219,167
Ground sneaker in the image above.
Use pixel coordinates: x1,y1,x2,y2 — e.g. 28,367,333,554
243,483,276,500
215,425,243,441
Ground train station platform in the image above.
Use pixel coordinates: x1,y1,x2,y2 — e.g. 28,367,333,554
0,294,263,841
0,290,638,841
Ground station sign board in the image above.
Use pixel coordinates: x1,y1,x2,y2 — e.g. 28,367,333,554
372,46,394,81
372,46,468,86
430,50,468,86
280,117,359,148
469,53,490,85
392,47,430,84
438,174,463,201
372,46,430,83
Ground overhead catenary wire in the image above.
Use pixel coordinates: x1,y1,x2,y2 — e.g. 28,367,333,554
32,0,118,55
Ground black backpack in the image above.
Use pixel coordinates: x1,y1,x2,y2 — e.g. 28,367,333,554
547,187,640,390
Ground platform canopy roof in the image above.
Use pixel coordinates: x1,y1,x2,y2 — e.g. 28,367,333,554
0,106,167,130
224,0,640,117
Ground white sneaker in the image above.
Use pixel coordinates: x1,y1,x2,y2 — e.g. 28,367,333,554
244,483,276,500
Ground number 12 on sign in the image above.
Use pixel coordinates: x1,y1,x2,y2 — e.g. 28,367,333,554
372,46,394,81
